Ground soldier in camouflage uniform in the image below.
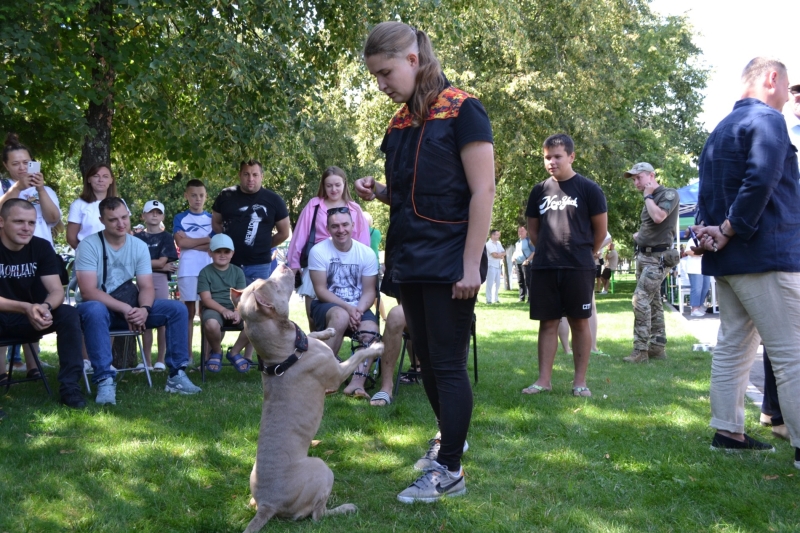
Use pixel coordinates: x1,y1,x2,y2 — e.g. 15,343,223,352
622,163,680,363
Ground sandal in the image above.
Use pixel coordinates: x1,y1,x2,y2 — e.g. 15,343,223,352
26,368,42,380
591,349,609,357
522,384,551,395
399,373,418,385
225,350,250,373
573,386,592,397
370,391,392,407
206,353,223,373
344,387,370,400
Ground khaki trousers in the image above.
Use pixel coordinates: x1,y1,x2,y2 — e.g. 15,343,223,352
711,272,800,447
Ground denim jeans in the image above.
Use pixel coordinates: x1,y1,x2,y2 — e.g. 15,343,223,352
242,263,272,286
688,273,710,308
78,298,190,383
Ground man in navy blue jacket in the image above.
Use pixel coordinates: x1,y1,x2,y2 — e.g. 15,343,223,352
694,58,800,467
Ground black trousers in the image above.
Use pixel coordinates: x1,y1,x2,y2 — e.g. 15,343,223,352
761,349,783,424
400,283,475,471
515,262,528,301
0,305,84,394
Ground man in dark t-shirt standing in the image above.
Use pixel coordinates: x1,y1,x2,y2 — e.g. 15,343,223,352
212,159,290,285
523,134,608,398
0,199,85,408
622,162,679,363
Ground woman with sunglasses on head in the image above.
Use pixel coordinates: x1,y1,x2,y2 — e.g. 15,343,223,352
354,22,495,503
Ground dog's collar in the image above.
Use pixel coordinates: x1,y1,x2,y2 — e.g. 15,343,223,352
260,322,308,377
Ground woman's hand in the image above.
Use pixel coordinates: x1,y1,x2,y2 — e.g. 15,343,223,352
452,264,481,300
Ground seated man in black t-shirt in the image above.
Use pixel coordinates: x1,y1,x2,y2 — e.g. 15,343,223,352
0,199,86,408
523,134,608,398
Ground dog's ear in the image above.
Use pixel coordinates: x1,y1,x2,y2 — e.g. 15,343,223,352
254,292,276,315
230,288,243,308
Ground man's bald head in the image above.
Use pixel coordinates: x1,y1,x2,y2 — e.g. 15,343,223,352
740,57,790,111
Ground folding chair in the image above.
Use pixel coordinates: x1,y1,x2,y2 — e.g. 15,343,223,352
81,330,151,393
393,313,478,397
1,335,51,396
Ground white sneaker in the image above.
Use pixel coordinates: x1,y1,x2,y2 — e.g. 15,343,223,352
95,377,117,405
599,290,608,294
153,362,166,372
165,369,202,395
83,359,93,374
691,309,706,317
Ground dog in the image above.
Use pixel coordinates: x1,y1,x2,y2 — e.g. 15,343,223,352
231,263,383,532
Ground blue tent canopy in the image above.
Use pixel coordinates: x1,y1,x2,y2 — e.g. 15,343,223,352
678,181,698,205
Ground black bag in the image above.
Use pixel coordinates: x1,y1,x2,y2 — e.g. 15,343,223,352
100,233,140,315
295,205,320,289
298,205,320,268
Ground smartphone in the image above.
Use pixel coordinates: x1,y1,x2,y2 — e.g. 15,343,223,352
688,227,699,247
27,161,41,174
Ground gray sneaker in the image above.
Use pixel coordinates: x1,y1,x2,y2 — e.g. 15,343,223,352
397,461,466,503
414,431,469,470
165,369,202,395
95,377,117,405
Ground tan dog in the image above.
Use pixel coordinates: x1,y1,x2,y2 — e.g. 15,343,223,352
231,264,383,532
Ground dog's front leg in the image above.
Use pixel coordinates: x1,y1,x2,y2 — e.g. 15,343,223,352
334,343,384,382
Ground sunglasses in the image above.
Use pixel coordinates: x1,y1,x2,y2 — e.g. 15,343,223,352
327,207,350,215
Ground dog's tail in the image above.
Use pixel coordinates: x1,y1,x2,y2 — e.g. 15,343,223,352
243,504,274,533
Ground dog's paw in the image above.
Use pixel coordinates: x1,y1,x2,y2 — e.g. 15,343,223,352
309,328,336,341
327,503,357,516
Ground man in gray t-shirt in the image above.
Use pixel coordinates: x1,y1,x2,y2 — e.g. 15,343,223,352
75,197,201,405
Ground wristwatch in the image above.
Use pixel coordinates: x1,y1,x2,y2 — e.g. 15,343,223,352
644,194,655,200
141,305,152,313
42,302,52,312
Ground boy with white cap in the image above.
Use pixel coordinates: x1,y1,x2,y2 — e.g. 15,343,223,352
197,233,247,373
134,200,178,370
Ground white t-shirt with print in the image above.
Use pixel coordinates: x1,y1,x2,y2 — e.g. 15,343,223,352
308,238,378,306
17,186,59,247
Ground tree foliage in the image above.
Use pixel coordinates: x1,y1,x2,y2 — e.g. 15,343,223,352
1,0,706,248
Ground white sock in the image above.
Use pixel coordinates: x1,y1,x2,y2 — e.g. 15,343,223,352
448,467,463,478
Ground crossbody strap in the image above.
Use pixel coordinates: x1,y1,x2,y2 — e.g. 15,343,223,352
307,204,320,247
99,232,108,292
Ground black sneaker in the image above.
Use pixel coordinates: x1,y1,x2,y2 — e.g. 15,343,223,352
60,389,87,409
710,432,774,453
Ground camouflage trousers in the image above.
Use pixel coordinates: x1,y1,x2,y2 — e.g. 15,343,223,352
632,253,668,351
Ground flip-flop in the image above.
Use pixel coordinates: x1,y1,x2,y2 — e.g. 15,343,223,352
345,387,370,400
522,384,551,395
226,352,250,373
573,386,592,397
370,391,392,407
26,368,42,380
591,349,610,357
206,353,223,373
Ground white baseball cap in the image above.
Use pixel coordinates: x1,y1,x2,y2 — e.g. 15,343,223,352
143,200,165,214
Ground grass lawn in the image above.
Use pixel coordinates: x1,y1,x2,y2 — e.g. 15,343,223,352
1,281,797,532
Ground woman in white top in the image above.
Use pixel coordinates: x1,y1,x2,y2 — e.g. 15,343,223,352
67,164,118,250
0,133,61,247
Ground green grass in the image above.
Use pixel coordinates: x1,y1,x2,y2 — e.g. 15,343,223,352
1,281,797,532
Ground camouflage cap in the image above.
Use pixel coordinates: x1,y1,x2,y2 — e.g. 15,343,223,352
623,162,655,178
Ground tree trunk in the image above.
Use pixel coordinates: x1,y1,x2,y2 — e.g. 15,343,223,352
79,0,116,177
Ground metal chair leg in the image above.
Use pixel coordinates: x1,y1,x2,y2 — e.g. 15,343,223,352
393,335,409,398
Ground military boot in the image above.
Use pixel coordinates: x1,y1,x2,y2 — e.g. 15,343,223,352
648,345,667,360
623,349,649,363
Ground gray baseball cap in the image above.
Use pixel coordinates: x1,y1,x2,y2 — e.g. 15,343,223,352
623,162,655,178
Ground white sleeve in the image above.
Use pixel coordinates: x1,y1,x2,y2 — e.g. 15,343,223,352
67,199,84,224
308,241,327,272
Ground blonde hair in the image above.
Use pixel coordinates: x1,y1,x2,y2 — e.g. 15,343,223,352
364,22,445,127
316,166,353,202
741,57,786,86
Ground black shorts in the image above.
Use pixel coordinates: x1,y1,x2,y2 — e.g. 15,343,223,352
310,300,378,333
529,268,594,320
595,264,603,278
601,267,612,280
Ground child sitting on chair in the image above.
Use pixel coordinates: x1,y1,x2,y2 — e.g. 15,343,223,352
197,234,247,373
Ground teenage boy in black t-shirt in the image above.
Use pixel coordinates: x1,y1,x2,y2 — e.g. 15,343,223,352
523,134,608,398
0,199,85,408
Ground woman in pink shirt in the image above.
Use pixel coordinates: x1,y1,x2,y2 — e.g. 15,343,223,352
288,166,370,329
